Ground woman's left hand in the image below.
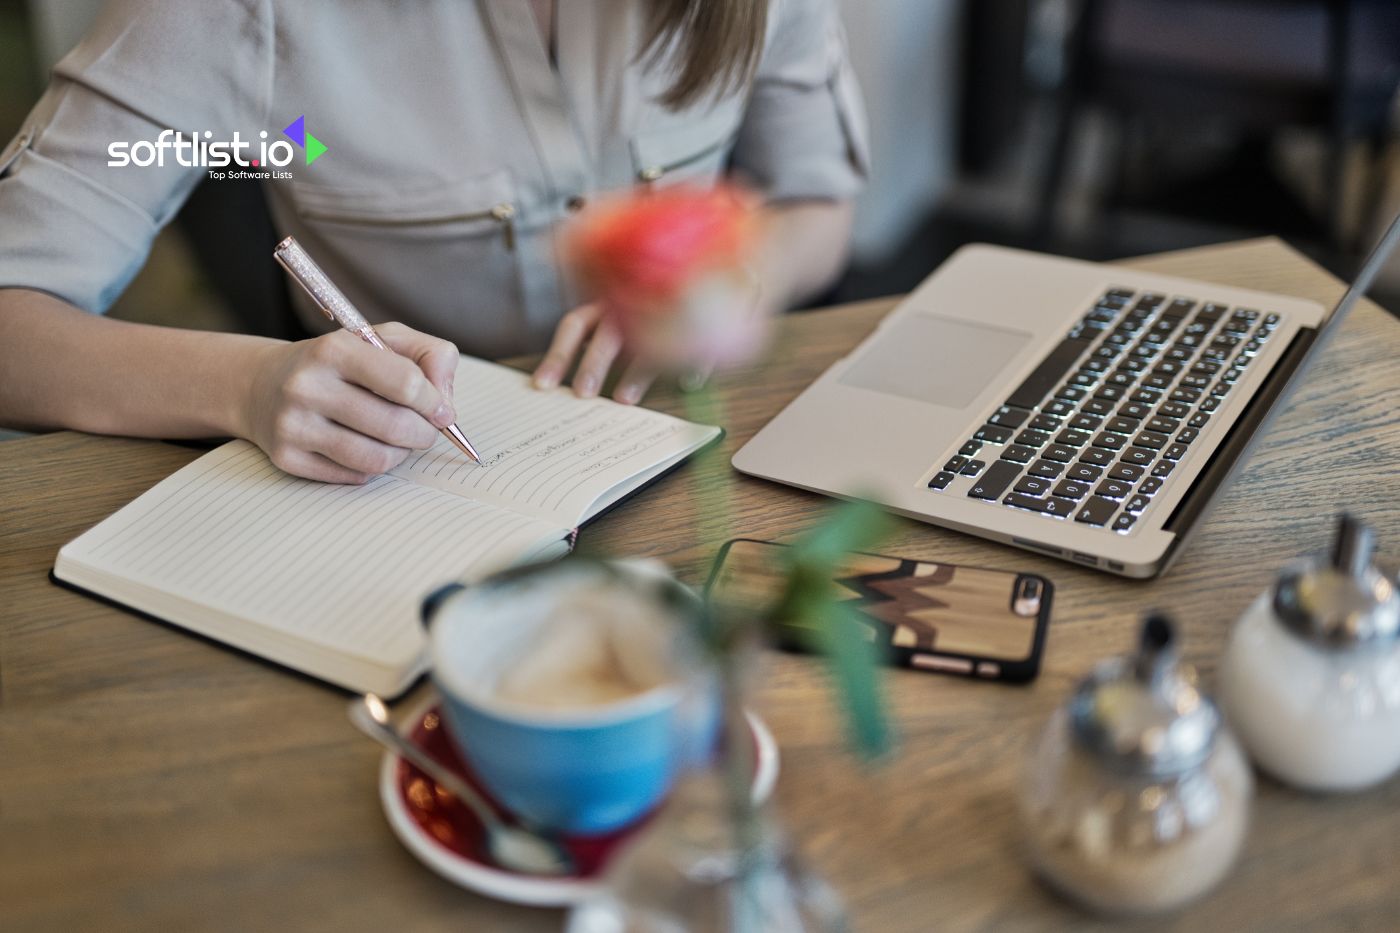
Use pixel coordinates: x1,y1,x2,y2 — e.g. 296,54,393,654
531,302,660,405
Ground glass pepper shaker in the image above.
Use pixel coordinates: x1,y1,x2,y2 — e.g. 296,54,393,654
1020,614,1252,915
1220,514,1400,791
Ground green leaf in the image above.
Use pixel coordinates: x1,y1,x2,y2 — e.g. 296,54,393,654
769,498,895,760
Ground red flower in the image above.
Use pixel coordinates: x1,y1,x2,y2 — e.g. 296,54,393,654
563,184,767,371
566,185,756,311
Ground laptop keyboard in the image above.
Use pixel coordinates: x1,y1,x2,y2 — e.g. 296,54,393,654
927,288,1280,533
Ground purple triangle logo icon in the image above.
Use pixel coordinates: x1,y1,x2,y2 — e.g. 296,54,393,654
283,115,306,147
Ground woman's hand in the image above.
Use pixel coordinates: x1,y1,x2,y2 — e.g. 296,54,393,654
239,322,460,484
531,303,660,405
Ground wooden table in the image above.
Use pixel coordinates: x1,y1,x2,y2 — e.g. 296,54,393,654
2,239,1398,932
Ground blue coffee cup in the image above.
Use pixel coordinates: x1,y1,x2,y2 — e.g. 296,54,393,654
421,559,716,835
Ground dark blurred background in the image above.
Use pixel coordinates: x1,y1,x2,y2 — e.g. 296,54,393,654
2,0,1398,338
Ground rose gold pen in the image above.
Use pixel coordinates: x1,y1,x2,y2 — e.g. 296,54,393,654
272,236,481,463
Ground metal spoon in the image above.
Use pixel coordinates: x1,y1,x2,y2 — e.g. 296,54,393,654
349,693,575,877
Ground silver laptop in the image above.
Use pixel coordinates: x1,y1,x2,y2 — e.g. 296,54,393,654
734,223,1399,578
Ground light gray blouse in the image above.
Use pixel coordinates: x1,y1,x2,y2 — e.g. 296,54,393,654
0,0,869,358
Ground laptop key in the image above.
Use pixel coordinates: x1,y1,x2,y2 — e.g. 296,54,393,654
959,440,982,457
1069,413,1103,431
1170,387,1202,403
1118,401,1152,420
968,461,1022,500
1015,430,1052,448
1039,496,1075,517
1143,374,1172,390
1000,444,1036,464
1091,432,1126,451
1042,444,1076,463
1014,476,1053,496
1199,397,1220,412
1133,431,1169,450
1163,443,1187,461
1188,412,1211,428
944,456,968,473
1158,401,1190,419
928,471,956,490
1145,416,1180,434
976,425,1013,444
1125,494,1151,513
1053,480,1091,499
1152,460,1177,478
1104,416,1141,435
1028,459,1066,479
1083,398,1115,415
1139,477,1164,495
1079,448,1114,467
1176,427,1199,444
988,405,1032,428
1043,398,1077,417
961,459,987,476
1004,337,1096,410
1129,389,1161,405
1066,462,1104,483
1108,463,1145,482
1075,496,1119,526
1113,513,1138,533
1096,478,1133,499
1029,414,1063,432
1056,430,1091,447
1003,492,1044,512
1120,447,1156,467
1055,385,1088,401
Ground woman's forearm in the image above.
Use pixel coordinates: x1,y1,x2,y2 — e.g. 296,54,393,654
756,199,856,311
0,287,279,438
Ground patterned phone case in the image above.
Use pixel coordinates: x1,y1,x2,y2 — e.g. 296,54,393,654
706,539,1053,682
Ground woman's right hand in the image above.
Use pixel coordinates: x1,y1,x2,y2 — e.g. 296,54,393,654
238,322,460,484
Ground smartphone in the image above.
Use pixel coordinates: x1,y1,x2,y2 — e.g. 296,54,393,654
706,539,1053,683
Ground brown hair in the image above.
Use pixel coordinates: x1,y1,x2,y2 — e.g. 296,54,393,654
644,0,771,109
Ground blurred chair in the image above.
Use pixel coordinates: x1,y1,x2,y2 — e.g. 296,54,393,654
1033,0,1400,253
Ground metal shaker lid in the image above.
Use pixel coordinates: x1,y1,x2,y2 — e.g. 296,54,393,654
1070,614,1219,778
1274,514,1400,649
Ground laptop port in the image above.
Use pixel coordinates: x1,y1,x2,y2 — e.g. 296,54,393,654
1107,560,1126,572
1071,551,1098,566
1012,537,1062,555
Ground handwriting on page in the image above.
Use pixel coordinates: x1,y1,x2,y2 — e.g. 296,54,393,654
392,358,700,524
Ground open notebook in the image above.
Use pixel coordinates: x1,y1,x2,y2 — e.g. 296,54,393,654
54,356,720,696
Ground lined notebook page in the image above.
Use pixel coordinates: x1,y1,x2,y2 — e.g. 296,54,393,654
391,357,719,526
59,441,565,672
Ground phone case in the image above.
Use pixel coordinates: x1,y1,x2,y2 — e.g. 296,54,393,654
706,539,1054,683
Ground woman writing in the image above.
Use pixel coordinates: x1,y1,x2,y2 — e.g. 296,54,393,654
0,0,867,483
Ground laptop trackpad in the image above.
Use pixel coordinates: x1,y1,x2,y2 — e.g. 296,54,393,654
839,315,1033,410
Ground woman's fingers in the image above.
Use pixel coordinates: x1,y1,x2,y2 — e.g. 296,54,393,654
304,414,414,477
533,303,602,390
613,358,659,405
573,318,624,398
322,332,454,428
375,321,460,399
274,447,374,485
318,381,441,450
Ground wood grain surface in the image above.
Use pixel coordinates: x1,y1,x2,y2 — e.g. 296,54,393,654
2,239,1397,932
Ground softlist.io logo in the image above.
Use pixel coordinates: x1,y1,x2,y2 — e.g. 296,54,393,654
106,115,327,178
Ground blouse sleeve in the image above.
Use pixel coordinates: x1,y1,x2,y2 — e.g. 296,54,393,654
0,0,272,313
729,0,871,203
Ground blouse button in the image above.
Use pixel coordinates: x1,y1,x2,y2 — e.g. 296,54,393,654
566,196,586,213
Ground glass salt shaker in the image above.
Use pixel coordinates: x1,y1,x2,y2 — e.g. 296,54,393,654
1220,514,1400,791
1020,613,1252,915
